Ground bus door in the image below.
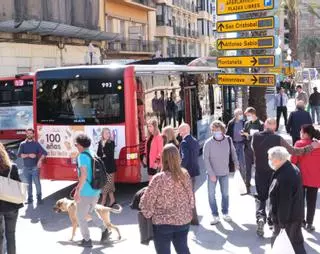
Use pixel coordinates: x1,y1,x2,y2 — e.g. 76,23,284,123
184,85,199,137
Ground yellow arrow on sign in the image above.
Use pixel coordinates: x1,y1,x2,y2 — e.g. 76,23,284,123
217,0,274,15
217,36,275,50
218,55,275,68
217,74,276,86
217,17,274,33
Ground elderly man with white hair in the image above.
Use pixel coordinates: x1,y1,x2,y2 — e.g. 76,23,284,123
226,108,246,182
268,146,306,254
251,118,319,237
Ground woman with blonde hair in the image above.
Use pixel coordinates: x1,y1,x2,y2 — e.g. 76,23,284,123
140,144,194,254
97,128,117,207
0,143,23,254
143,119,163,179
162,126,179,147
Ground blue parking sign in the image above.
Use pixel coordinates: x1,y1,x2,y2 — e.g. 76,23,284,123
264,0,272,6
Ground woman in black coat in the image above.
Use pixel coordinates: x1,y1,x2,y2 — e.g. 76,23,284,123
0,143,23,254
97,128,117,207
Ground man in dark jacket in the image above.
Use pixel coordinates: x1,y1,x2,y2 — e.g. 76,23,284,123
243,107,264,193
226,108,246,181
267,146,306,254
286,100,312,145
309,87,320,124
178,123,200,225
252,118,317,237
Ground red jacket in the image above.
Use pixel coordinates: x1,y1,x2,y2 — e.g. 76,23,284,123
291,139,320,188
145,134,163,169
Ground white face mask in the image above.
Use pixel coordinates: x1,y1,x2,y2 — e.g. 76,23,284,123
213,131,223,140
247,115,253,122
268,160,276,170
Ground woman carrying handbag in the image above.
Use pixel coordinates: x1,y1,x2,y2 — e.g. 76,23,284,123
97,128,117,207
0,143,23,254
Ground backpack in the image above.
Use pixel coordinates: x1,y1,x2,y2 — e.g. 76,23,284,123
82,151,108,190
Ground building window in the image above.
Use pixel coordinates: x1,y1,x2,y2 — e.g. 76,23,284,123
156,4,172,26
105,16,113,32
198,19,207,36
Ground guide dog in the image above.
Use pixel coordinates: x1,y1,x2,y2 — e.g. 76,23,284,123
53,197,122,241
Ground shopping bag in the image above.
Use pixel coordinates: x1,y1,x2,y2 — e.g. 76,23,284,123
0,166,27,204
234,170,247,195
271,229,295,254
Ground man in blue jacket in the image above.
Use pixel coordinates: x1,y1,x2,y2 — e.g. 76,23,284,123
286,100,312,145
178,123,200,225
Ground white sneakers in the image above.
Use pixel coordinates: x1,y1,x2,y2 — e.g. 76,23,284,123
210,214,232,225
223,214,232,222
210,216,221,225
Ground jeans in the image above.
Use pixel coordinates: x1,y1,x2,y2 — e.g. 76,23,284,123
311,105,320,124
208,175,229,216
153,224,190,254
23,167,42,202
303,186,318,225
0,210,19,254
76,196,106,241
234,142,246,180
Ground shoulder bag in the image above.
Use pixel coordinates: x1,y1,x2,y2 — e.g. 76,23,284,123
0,165,28,204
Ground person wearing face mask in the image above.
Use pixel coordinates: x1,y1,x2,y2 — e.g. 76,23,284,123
242,107,264,194
17,128,47,205
267,146,306,254
203,120,239,225
226,108,246,182
251,118,319,238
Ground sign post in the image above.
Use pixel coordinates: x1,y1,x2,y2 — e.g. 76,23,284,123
217,74,276,86
217,55,276,68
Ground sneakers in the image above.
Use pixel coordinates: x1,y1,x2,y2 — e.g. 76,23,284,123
306,224,315,232
257,219,265,237
210,216,221,225
78,239,93,248
100,228,111,243
223,214,232,222
37,199,44,205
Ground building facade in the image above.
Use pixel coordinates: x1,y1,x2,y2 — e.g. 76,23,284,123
0,0,117,76
103,0,158,59
155,0,215,58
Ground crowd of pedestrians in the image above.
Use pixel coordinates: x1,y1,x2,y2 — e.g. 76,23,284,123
1,84,320,254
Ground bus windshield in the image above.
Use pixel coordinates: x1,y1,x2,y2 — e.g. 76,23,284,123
36,79,125,125
0,80,33,106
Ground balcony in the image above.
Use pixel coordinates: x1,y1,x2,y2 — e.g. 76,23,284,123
107,40,158,54
130,0,156,9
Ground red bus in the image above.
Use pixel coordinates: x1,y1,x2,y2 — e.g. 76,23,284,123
35,64,222,183
0,73,35,141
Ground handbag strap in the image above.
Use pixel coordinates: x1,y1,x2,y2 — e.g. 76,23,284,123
7,164,13,179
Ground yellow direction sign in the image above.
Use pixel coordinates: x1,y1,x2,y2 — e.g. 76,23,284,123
217,74,276,86
217,17,274,33
217,36,275,50
268,67,283,74
217,0,274,15
218,55,275,68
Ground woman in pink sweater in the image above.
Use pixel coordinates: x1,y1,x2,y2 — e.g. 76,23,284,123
143,119,163,180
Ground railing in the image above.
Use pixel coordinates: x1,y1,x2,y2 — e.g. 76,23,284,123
132,0,156,8
107,40,159,53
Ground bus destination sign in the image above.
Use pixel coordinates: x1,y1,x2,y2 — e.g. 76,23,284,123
217,16,275,33
218,55,275,68
217,36,275,50
217,74,276,86
217,0,275,15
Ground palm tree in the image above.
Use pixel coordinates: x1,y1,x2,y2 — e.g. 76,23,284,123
282,0,320,59
298,36,320,67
